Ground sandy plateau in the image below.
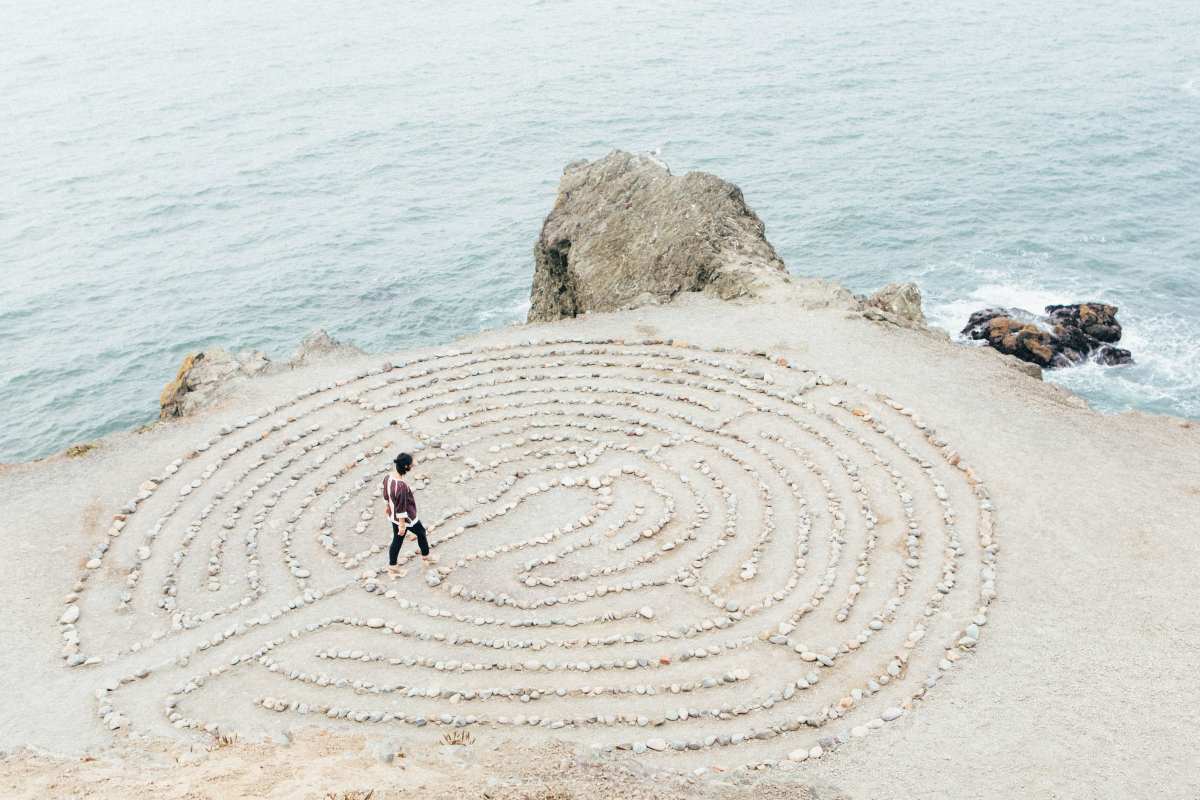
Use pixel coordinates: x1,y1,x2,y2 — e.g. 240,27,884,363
2,284,1198,800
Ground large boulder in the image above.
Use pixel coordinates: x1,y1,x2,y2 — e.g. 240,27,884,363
527,151,790,322
962,303,1132,368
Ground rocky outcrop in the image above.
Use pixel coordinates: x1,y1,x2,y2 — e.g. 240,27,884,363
962,303,1132,368
289,329,365,366
527,151,790,322
863,282,926,327
159,329,362,419
159,348,271,419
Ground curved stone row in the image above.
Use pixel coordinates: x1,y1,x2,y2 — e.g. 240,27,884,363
63,338,998,772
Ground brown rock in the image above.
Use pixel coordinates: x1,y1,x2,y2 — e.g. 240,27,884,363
159,352,205,419
961,303,1132,369
972,316,1057,367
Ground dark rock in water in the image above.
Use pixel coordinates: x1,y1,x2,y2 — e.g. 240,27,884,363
961,303,1132,369
1045,303,1123,343
963,311,1057,366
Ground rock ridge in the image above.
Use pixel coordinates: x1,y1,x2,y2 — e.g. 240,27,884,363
158,329,363,419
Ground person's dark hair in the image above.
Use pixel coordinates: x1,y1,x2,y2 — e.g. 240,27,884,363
394,452,413,475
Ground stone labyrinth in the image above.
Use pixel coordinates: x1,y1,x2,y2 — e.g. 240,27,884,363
62,338,999,771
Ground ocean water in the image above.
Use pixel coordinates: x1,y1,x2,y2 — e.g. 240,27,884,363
2,0,1198,463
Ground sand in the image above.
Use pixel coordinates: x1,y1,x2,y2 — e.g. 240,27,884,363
2,286,1198,799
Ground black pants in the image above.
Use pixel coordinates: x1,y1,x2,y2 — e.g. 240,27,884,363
390,520,429,564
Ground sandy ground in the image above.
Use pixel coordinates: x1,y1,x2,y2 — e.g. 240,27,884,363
0,733,842,800
2,284,1198,799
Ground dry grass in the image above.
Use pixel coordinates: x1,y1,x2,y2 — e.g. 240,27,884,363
326,792,374,800
441,729,474,746
208,732,238,751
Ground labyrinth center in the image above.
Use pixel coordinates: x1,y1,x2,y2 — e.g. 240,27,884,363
66,339,998,768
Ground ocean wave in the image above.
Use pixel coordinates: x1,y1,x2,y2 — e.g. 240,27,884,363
926,282,1200,420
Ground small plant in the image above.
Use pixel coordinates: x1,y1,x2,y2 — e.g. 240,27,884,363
209,731,238,750
441,728,474,746
325,792,374,800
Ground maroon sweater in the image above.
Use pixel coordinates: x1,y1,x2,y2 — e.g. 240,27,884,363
382,474,418,526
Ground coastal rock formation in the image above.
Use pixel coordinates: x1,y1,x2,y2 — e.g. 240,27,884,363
527,151,790,322
159,347,270,419
863,282,926,326
288,328,365,366
159,329,362,419
962,303,1132,368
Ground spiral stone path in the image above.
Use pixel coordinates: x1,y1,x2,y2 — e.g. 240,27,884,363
59,338,998,771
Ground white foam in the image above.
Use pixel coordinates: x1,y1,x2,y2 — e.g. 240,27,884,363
925,282,1071,337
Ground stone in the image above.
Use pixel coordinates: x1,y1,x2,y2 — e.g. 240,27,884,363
371,739,402,763
961,303,1132,368
527,151,789,322
60,606,80,625
159,348,271,419
289,329,365,366
864,282,926,326
645,738,668,752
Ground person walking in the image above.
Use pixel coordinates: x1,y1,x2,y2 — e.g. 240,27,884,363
382,452,430,578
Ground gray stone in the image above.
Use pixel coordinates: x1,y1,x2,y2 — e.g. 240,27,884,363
289,329,365,366
864,282,926,326
528,151,789,322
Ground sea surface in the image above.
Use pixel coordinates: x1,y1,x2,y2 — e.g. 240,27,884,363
2,0,1198,462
